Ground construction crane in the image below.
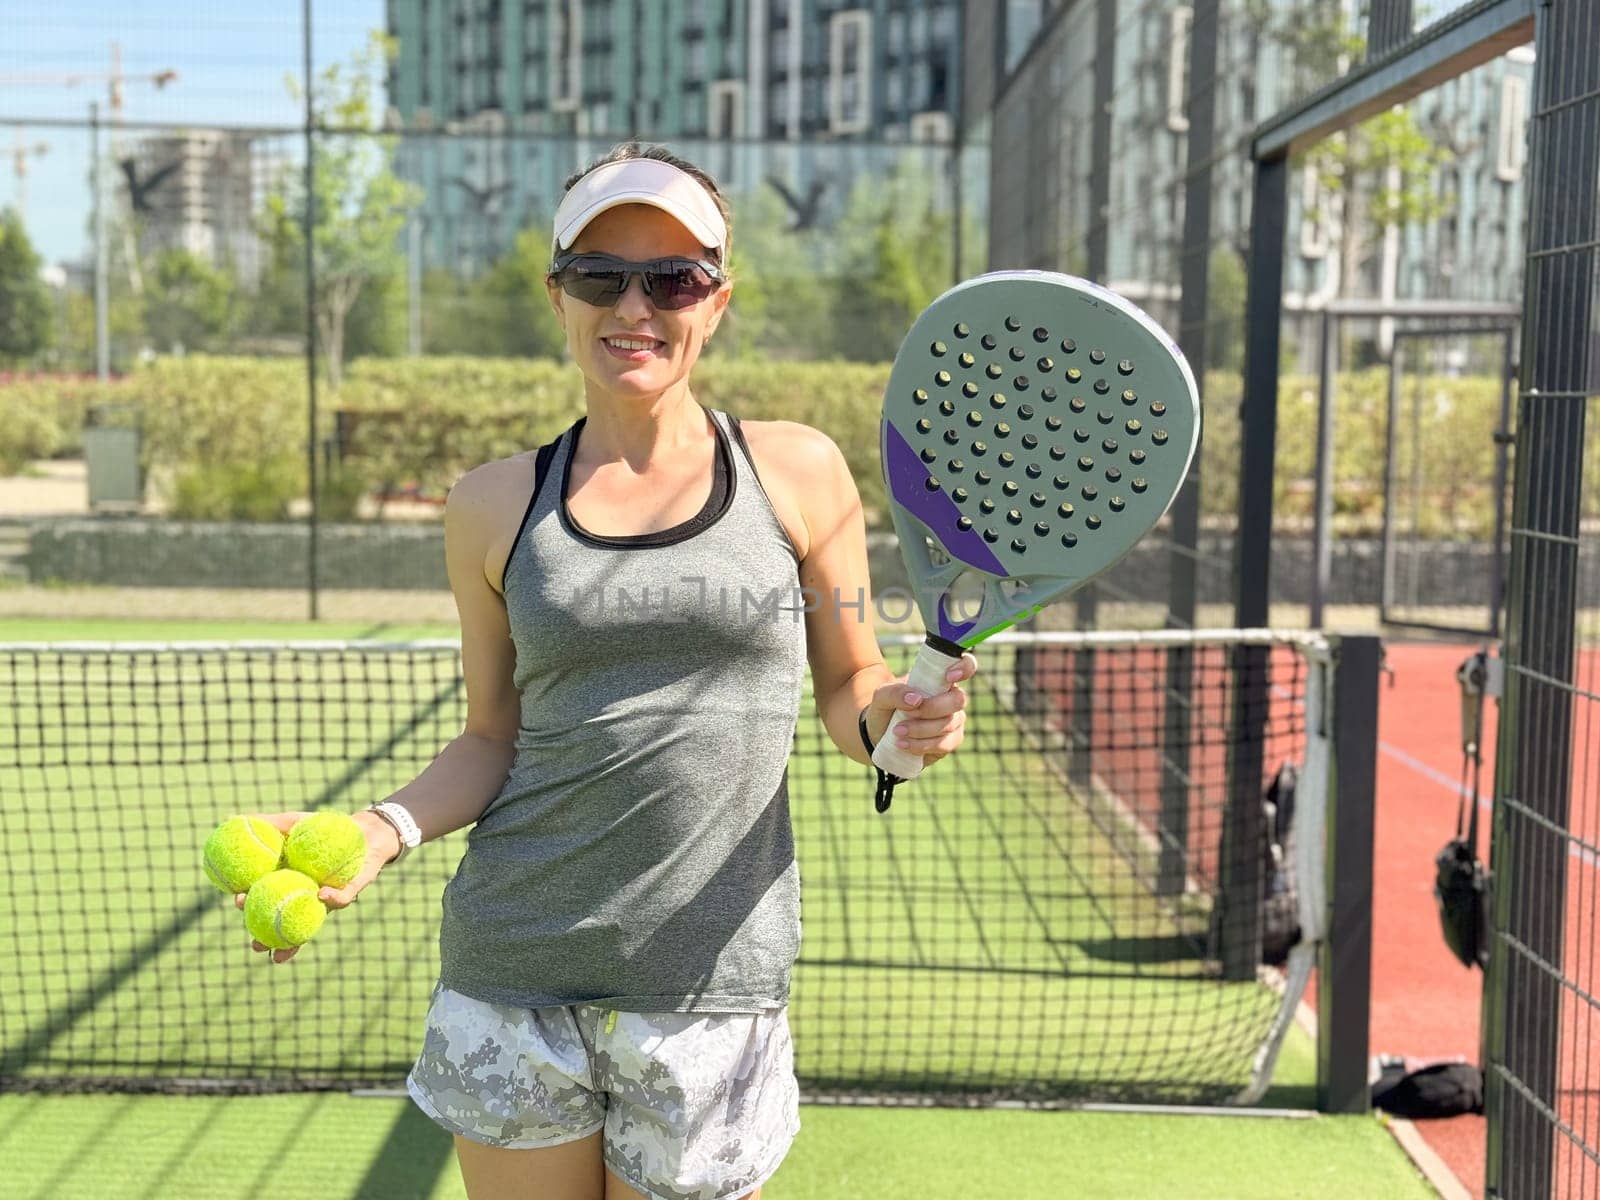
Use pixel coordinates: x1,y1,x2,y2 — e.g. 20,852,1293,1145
0,43,179,292
8,131,48,223
0,43,179,118
0,43,178,376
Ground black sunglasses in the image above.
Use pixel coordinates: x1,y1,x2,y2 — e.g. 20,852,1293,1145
547,252,726,311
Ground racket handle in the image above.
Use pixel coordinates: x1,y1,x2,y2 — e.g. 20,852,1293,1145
871,640,965,782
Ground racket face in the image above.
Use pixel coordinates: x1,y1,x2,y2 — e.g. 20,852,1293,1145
882,271,1200,644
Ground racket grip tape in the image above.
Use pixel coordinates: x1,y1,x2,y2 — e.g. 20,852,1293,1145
870,639,966,782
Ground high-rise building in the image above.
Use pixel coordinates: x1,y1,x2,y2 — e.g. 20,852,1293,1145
125,131,265,288
962,0,1534,368
386,1,965,274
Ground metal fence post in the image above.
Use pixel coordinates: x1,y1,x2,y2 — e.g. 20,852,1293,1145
303,0,321,622
1159,0,1220,896
1235,154,1286,630
1221,153,1288,978
1311,309,1335,628
1319,634,1379,1113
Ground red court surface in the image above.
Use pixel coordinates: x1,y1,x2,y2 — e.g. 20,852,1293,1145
1371,641,1502,1198
1372,640,1600,1197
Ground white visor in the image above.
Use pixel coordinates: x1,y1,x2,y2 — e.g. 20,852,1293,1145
551,159,727,258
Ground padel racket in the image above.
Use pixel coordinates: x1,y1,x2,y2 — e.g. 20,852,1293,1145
873,270,1200,788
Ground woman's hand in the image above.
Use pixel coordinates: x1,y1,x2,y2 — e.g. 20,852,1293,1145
232,809,400,963
863,653,979,770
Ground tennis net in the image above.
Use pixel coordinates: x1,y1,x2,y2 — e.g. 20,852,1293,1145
0,628,1340,1104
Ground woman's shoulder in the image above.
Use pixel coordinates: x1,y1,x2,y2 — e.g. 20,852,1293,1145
446,451,542,537
446,451,549,598
726,418,858,562
452,450,538,502
730,417,844,471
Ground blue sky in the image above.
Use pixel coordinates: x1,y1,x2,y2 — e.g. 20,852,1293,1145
1,1,383,263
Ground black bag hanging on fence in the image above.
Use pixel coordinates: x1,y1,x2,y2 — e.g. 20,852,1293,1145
1434,652,1493,971
1208,759,1301,967
1260,761,1301,967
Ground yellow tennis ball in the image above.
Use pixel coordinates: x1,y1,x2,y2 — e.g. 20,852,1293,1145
202,816,285,895
284,811,368,888
244,869,327,950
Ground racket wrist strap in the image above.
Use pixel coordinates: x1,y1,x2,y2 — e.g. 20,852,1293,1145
859,706,902,814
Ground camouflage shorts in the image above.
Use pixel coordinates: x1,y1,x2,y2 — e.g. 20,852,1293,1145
405,983,801,1200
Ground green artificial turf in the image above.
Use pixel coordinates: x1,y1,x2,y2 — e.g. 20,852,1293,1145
0,1093,1436,1200
0,617,1389,1197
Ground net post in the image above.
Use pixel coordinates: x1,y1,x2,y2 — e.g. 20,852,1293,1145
1068,626,1094,792
1219,641,1266,979
1157,642,1193,897
1317,634,1379,1114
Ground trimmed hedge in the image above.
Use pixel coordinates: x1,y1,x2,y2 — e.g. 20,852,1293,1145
1,355,1566,536
25,518,1504,605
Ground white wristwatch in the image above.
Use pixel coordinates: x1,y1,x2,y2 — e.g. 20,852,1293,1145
368,801,422,862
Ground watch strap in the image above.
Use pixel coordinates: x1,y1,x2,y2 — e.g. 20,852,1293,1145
368,801,421,862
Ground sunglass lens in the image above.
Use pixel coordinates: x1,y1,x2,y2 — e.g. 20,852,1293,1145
560,260,628,305
652,262,718,309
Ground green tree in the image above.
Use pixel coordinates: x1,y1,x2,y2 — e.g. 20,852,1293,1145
238,202,306,353
457,225,566,357
714,185,837,359
343,265,406,359
57,286,144,371
1241,1,1453,301
420,226,566,358
1207,245,1248,374
262,32,420,384
1306,108,1452,302
143,247,239,353
829,164,955,361
0,208,53,364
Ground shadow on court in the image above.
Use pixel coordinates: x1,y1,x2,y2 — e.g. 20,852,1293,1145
1073,935,1208,966
352,1102,457,1199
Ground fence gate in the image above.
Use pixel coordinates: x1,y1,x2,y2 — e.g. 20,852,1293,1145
1380,325,1516,639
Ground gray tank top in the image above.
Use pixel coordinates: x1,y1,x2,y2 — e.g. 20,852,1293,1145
437,408,808,1013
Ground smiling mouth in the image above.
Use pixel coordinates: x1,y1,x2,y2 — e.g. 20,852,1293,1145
602,336,665,353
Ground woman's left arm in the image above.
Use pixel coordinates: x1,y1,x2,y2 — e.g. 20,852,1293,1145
748,420,976,768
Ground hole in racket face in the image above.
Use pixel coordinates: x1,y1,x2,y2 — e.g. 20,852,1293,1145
941,569,988,626
895,301,1184,574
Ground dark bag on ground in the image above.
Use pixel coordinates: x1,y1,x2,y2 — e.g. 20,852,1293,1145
1371,1056,1484,1118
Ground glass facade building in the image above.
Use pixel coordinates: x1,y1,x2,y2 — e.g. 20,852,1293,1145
965,0,1533,368
385,1,965,273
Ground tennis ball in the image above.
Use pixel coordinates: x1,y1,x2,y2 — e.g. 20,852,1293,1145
202,816,285,895
284,811,367,888
244,869,327,950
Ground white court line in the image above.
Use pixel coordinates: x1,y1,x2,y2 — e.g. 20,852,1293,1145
1379,741,1600,869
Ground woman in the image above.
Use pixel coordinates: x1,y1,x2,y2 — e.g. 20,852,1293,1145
240,142,977,1200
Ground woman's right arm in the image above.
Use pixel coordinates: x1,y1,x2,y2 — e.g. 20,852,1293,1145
370,460,522,851
238,462,524,957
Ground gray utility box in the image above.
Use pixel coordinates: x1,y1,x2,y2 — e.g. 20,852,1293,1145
83,403,144,512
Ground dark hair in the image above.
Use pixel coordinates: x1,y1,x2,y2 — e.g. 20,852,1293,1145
560,141,734,271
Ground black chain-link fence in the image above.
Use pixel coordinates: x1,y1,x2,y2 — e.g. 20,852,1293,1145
1482,0,1600,1194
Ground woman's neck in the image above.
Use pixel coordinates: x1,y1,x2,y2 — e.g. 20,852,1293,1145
578,384,709,469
